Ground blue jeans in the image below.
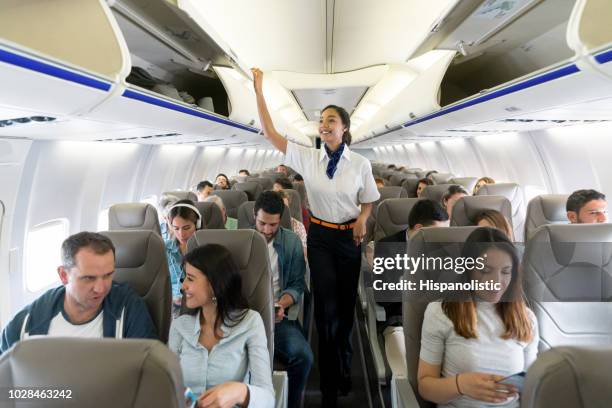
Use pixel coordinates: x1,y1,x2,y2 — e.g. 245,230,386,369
274,320,313,408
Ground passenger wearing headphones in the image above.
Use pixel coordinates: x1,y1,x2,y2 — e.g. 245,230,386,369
163,199,202,308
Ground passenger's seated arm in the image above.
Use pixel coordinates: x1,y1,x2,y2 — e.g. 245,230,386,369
251,68,288,154
417,359,462,404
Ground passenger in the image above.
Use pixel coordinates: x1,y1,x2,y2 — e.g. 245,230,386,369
214,173,231,190
425,170,438,179
375,200,449,378
277,164,289,175
397,166,406,172
169,244,274,407
196,180,214,201
416,178,434,197
293,173,304,182
375,177,386,188
566,189,608,224
387,164,396,170
164,199,202,310
473,176,495,195
204,194,238,230
0,232,156,354
252,68,380,406
252,191,313,408
273,177,294,192
239,169,251,176
442,185,468,219
158,193,180,241
278,190,308,256
475,209,514,241
418,227,538,407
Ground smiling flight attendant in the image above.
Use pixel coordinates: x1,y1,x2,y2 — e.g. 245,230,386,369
252,68,380,407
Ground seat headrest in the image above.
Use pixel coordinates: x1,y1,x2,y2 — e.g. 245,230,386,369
420,184,455,203
451,196,513,227
193,201,226,229
237,201,292,229
476,183,520,200
246,177,274,190
233,181,263,201
283,189,303,222
475,183,525,242
523,346,612,408
525,194,569,240
108,203,161,235
377,186,408,203
401,178,420,198
162,190,197,202
430,173,453,185
209,190,248,219
449,177,479,193
0,338,184,407
374,198,423,241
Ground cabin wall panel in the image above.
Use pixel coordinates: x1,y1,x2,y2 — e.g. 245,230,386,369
437,138,483,178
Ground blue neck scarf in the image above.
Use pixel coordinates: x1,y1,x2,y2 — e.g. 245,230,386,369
325,143,345,179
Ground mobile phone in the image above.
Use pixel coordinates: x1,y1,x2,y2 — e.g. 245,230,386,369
184,387,198,408
497,372,526,393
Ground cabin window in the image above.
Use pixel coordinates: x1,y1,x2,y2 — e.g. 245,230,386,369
25,219,69,292
97,208,110,232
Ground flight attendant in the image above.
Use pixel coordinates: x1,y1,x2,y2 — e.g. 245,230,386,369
252,68,380,406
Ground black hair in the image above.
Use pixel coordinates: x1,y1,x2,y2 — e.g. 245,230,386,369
321,104,352,146
254,190,285,217
238,169,250,176
196,180,213,192
387,164,396,169
408,199,449,230
442,185,468,203
274,177,293,190
181,244,249,332
168,199,200,226
215,173,230,189
293,174,303,182
566,189,606,213
61,232,115,269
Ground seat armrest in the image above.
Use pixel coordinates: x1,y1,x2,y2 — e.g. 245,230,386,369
392,376,420,408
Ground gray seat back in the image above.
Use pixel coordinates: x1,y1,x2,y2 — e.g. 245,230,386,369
524,194,569,241
193,201,226,229
450,196,513,230
430,172,453,184
247,177,274,191
233,181,263,201
0,338,184,407
374,198,423,241
162,190,197,202
108,203,161,235
292,182,309,209
100,230,171,343
237,201,292,230
420,184,454,203
189,230,274,364
376,186,408,204
449,177,478,193
524,224,612,349
402,178,420,198
476,183,525,241
210,190,248,219
284,189,303,222
403,226,479,408
389,173,408,187
523,346,612,408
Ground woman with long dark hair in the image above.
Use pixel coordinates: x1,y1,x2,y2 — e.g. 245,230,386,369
252,68,380,406
168,244,274,407
418,228,538,407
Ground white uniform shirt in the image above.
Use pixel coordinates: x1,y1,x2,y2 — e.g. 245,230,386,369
284,142,380,223
47,309,104,338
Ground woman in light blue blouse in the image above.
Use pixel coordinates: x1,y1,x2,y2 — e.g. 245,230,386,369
168,244,274,408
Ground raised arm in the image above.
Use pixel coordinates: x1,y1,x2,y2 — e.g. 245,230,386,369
251,68,288,154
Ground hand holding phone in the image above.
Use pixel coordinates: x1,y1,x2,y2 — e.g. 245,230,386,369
497,372,526,393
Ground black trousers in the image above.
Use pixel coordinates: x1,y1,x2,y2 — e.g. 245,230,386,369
307,222,361,403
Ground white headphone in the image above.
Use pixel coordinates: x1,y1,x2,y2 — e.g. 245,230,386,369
167,203,202,229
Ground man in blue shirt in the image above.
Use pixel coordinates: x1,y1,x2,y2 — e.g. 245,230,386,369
254,191,313,408
1,232,157,354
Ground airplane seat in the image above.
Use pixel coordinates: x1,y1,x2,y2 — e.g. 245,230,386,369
162,190,197,202
420,184,455,204
283,188,303,223
395,226,479,408
450,196,514,232
210,190,248,219
108,203,161,235
233,175,248,183
374,197,423,241
247,176,274,191
100,230,171,343
402,178,420,198
523,224,612,349
365,187,408,242
292,182,309,209
476,183,526,242
389,173,408,186
233,181,263,201
237,201,292,230
449,177,479,194
430,172,453,185
0,338,184,407
193,201,226,229
524,194,569,241
522,346,612,408
187,230,289,407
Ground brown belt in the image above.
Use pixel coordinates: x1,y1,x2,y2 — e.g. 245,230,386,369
310,216,354,230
